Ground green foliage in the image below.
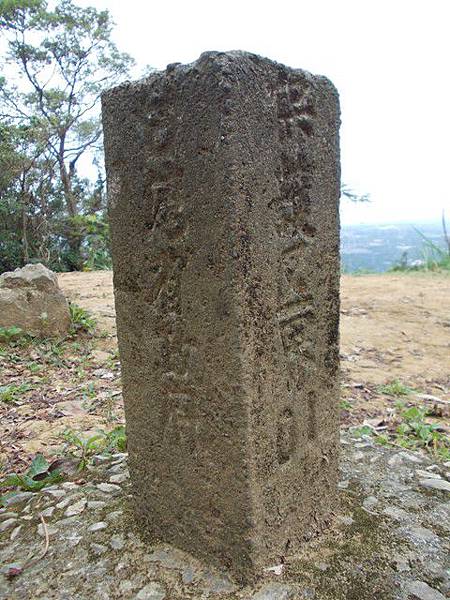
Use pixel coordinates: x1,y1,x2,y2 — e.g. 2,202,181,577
390,223,450,273
63,429,106,471
63,425,126,470
105,425,126,453
394,404,450,460
340,399,352,410
0,325,24,342
0,382,33,403
353,402,450,461
350,425,374,438
0,0,133,273
69,303,96,335
0,453,63,504
378,380,414,397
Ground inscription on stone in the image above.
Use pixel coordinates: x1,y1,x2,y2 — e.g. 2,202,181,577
102,50,340,583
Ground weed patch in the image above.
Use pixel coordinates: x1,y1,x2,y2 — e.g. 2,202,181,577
69,303,96,335
0,454,63,505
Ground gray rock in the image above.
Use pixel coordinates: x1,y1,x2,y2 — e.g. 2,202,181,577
135,582,166,600
87,501,107,510
0,518,18,532
37,523,58,537
148,547,187,569
90,543,108,555
61,482,77,489
45,489,66,498
88,521,108,532
251,582,296,599
406,580,446,600
106,510,123,521
416,470,441,479
403,526,440,545
383,506,411,521
0,511,18,520
200,569,237,594
96,482,121,493
110,534,125,550
336,515,354,526
362,495,378,511
109,473,128,484
10,525,22,541
0,263,70,336
64,498,87,516
40,506,55,517
2,491,33,505
419,479,450,492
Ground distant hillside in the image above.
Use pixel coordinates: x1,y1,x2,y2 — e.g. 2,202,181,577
341,221,447,272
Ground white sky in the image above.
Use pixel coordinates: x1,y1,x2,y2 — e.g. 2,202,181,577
78,0,450,225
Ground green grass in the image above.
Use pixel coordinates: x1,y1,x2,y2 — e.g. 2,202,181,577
0,326,24,342
351,403,449,461
390,228,450,273
0,383,33,403
377,380,414,397
394,404,450,460
63,425,126,470
69,303,97,335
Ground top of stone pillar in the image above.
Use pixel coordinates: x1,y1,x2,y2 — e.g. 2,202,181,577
102,49,339,107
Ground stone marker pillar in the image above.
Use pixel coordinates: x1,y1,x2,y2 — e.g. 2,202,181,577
102,51,340,583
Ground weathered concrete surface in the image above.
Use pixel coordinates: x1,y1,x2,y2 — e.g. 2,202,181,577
102,51,341,581
1,435,449,599
0,263,70,337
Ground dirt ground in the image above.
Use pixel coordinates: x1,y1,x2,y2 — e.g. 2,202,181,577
59,270,450,386
1,271,449,475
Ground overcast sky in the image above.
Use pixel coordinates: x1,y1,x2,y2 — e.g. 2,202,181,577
80,0,449,225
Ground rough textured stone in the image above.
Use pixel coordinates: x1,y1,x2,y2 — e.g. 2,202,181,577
250,582,296,599
0,263,70,336
102,50,340,582
135,582,166,600
419,479,450,492
406,580,446,600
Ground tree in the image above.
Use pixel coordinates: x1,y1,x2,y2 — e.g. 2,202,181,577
0,0,133,270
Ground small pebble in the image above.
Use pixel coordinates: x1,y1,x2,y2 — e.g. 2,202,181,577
2,492,33,505
109,473,127,484
416,470,441,479
89,521,108,532
106,510,123,521
64,499,87,517
406,580,446,600
46,489,66,499
110,534,125,550
419,479,450,493
87,501,107,510
10,525,22,541
56,495,80,509
41,506,55,518
37,523,58,537
135,582,166,600
91,543,108,555
336,515,354,526
0,512,18,520
97,482,121,493
0,518,18,532
61,482,77,490
362,496,378,511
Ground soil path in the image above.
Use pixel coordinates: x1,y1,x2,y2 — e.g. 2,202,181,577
59,270,450,388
